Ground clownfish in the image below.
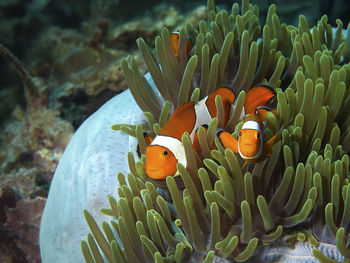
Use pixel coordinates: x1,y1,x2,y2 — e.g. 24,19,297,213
144,85,276,180
170,31,193,58
217,113,279,169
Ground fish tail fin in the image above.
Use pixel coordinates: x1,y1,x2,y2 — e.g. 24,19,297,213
245,85,276,114
206,87,236,124
216,130,239,153
263,133,279,156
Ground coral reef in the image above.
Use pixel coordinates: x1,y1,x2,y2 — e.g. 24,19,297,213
4,197,46,263
0,44,74,195
1,1,207,128
40,4,206,128
0,188,25,263
82,0,350,262
0,44,73,263
0,188,44,263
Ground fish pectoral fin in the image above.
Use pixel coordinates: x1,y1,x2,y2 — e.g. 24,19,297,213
241,160,248,170
263,133,279,156
217,130,239,153
245,85,276,114
206,87,236,122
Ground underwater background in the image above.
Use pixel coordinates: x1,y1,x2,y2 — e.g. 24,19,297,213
0,0,350,262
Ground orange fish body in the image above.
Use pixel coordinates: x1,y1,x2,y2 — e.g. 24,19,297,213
145,87,235,179
218,114,278,168
145,85,276,179
170,31,193,58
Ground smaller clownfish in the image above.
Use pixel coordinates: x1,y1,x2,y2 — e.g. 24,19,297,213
217,113,279,169
170,31,193,58
144,85,276,180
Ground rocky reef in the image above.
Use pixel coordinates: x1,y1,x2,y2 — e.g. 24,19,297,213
82,0,350,262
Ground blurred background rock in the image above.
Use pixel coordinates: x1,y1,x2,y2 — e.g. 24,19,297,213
0,0,349,262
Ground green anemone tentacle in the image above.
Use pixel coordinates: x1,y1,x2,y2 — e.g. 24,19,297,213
83,0,350,262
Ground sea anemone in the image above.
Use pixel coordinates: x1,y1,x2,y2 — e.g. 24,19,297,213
81,0,350,262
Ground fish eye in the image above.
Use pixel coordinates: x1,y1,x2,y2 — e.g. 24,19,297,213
163,151,168,156
239,131,242,136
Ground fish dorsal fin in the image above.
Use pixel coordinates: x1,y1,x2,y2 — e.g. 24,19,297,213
244,85,276,114
205,87,236,124
159,102,196,141
171,101,194,117
255,106,277,122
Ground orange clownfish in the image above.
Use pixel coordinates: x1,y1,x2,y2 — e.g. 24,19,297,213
145,85,276,180
170,31,193,58
218,113,279,169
